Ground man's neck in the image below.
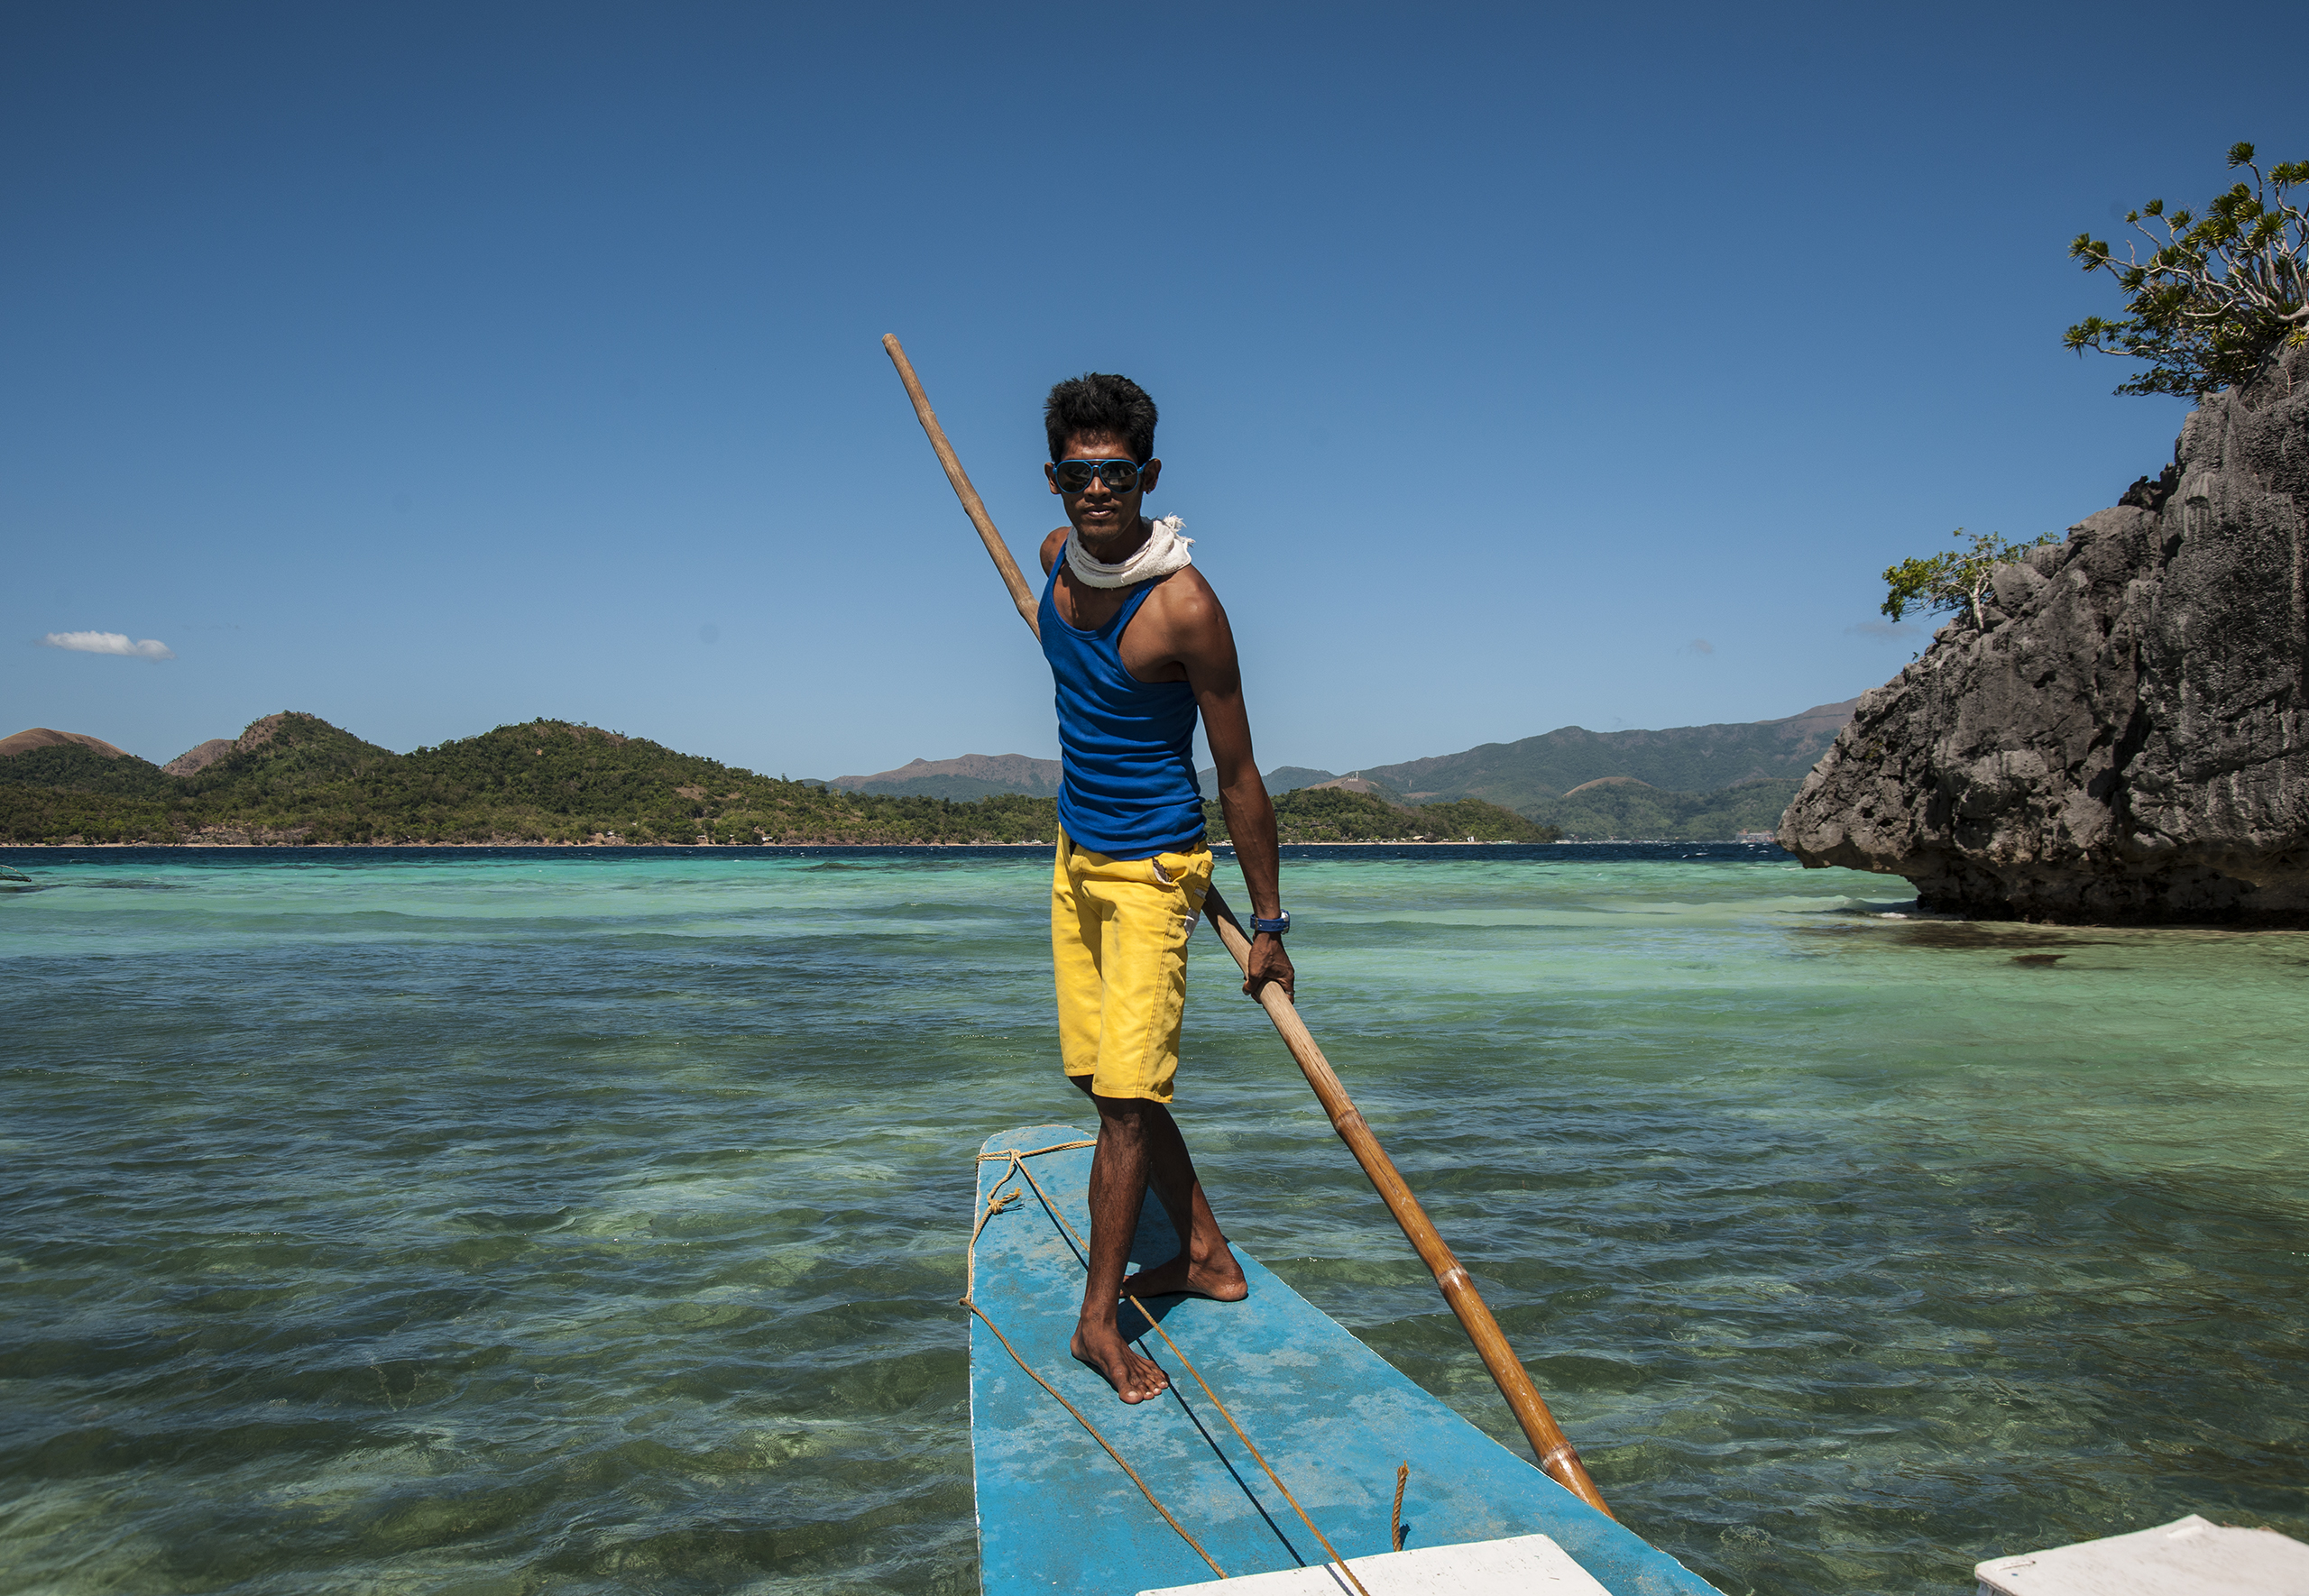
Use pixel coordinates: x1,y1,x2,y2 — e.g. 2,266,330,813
1074,516,1151,565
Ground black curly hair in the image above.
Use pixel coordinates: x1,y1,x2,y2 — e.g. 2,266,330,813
1043,372,1158,463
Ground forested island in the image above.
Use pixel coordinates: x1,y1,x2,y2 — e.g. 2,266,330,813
0,713,1554,847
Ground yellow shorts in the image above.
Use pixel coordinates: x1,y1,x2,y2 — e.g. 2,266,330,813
1052,830,1214,1104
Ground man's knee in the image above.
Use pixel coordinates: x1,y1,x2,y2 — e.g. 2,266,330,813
1090,1092,1172,1138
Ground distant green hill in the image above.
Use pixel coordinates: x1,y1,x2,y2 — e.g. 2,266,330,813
834,753,1065,801
1361,701,1854,810
4,705,1829,846
0,743,178,797
1195,765,1338,799
1526,777,1801,840
814,698,1855,841
845,774,1050,801
0,713,1067,846
0,711,1557,847
1204,787,1558,844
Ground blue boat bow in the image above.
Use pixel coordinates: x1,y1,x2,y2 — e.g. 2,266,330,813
966,1125,1722,1596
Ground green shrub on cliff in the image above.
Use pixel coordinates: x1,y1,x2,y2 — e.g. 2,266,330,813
1881,527,2058,629
2066,142,2308,397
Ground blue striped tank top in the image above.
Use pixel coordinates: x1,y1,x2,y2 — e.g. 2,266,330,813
1039,559,1205,859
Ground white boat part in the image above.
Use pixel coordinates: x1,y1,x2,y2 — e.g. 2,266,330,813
1975,1513,2309,1596
1140,1532,1613,1596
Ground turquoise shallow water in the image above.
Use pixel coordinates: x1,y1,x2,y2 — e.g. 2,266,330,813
3,844,2304,1595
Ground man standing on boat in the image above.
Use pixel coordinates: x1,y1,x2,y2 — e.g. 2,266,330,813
1036,371,1293,1405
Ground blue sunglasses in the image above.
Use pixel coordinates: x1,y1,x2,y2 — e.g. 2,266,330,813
1048,458,1148,493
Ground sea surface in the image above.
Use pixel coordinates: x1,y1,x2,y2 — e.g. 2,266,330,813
4,844,2304,1596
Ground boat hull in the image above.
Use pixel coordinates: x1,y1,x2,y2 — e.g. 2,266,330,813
968,1124,1720,1595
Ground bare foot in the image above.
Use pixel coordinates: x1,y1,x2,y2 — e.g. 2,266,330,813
1072,1321,1170,1403
1123,1246,1249,1303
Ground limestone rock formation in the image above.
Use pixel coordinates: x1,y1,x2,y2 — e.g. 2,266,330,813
1781,344,2309,922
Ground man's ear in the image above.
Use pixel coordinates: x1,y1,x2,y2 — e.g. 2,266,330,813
1045,463,1062,496
1139,458,1162,494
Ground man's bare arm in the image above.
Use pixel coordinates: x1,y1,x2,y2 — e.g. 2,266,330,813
1166,582,1294,1000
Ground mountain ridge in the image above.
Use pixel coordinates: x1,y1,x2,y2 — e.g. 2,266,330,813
822,701,1860,809
0,713,1065,846
5,697,1860,844
1361,700,1858,809
0,713,1563,847
831,753,1064,801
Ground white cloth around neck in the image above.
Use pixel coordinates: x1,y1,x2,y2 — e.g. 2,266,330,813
1064,515,1193,589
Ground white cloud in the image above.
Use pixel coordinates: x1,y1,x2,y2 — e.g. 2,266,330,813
38,630,176,660
1685,637,1716,655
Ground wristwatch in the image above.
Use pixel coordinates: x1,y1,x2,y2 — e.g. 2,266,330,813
1250,910,1290,937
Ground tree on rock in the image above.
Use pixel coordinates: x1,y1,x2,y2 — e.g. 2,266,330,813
2065,142,2308,397
1881,528,2058,629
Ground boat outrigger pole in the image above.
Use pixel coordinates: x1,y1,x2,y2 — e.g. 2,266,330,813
882,335,1615,1518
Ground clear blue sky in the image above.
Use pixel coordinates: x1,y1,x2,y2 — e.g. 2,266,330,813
7,1,2304,779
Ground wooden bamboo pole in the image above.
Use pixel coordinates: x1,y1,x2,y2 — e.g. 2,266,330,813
1190,889,1611,1516
880,333,1614,1518
881,336,1039,633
